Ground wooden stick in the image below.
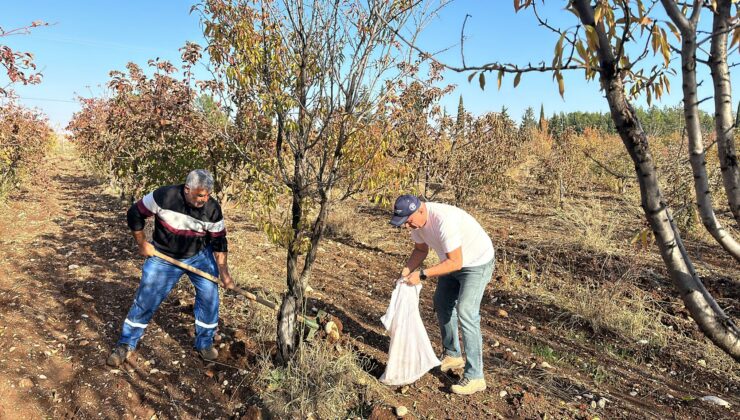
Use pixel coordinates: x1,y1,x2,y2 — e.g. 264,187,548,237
150,249,318,329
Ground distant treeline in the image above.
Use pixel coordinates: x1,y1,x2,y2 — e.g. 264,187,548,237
521,105,719,138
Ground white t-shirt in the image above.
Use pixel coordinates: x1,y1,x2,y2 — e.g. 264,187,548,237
410,202,494,268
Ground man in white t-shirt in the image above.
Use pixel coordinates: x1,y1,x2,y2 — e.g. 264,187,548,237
390,194,494,395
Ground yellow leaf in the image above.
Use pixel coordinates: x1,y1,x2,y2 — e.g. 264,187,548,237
497,70,503,90
585,26,600,50
731,27,740,49
479,72,486,90
556,72,565,98
514,72,522,88
594,5,603,23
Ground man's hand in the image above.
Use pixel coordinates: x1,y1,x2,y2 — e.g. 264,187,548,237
400,266,411,278
220,271,235,290
138,241,155,257
404,270,421,286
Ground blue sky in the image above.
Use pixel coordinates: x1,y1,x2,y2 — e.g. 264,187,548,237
2,1,735,130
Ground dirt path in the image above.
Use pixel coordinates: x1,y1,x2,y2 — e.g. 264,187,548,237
0,150,254,419
0,147,738,419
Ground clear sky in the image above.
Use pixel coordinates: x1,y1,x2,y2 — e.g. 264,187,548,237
2,1,736,131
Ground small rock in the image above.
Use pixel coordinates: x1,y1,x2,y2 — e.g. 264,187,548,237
629,391,637,397
18,378,34,388
637,339,648,345
541,362,553,369
598,398,606,408
698,359,707,367
590,401,597,409
400,385,409,395
395,405,408,417
583,393,594,400
496,309,509,318
700,396,730,408
68,264,79,270
38,375,47,380
223,380,229,386
79,340,89,346
499,390,508,398
149,369,159,374
110,369,121,374
492,340,500,348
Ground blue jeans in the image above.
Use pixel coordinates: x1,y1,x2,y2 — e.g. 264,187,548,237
117,246,220,351
433,259,494,380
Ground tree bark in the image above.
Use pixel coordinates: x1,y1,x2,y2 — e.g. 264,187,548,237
709,0,740,224
573,0,740,360
662,0,740,261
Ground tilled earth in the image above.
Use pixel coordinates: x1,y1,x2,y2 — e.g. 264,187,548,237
0,149,738,419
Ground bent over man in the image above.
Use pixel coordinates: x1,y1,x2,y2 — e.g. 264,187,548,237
107,169,234,367
391,195,494,395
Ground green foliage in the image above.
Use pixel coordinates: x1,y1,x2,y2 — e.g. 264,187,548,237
547,105,715,139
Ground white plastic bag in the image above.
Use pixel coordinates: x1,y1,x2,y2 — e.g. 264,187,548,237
379,280,441,386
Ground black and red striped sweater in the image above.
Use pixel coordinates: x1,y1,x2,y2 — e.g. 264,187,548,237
126,184,227,259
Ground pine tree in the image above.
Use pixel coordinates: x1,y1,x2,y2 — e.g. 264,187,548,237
538,103,548,132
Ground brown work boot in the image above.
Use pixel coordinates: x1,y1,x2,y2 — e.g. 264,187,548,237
197,345,218,361
439,355,465,372
451,377,487,395
106,345,131,367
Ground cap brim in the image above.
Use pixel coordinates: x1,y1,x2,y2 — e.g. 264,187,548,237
389,215,409,227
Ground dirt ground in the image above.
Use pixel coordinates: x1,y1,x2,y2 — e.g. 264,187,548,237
0,148,738,419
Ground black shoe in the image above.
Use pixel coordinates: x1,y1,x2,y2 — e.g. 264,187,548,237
106,345,131,367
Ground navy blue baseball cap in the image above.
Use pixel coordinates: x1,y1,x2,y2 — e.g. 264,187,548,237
390,195,421,227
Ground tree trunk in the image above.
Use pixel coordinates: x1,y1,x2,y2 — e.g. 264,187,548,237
663,1,740,261
276,164,306,363
573,0,740,360
710,0,740,224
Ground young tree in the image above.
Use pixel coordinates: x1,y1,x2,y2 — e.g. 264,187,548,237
198,0,422,360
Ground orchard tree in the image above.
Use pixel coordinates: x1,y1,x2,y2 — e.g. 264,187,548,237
197,0,424,361
411,0,740,359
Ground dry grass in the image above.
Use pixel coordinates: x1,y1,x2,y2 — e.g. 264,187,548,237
552,201,620,254
498,254,669,347
255,340,379,418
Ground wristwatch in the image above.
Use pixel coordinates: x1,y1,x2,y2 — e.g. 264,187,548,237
419,269,427,280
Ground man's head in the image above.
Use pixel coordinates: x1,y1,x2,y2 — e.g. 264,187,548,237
390,195,426,229
184,169,214,208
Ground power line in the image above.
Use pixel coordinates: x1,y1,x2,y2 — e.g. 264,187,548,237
16,96,77,103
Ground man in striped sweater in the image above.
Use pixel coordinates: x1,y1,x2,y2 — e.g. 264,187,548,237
107,169,234,367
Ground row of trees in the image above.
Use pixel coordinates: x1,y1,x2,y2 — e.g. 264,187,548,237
0,100,53,195
1,22,53,197
546,105,716,138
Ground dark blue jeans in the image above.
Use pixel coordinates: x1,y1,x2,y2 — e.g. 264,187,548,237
433,259,494,379
117,246,220,351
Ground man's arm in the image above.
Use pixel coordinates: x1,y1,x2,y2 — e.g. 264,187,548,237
405,247,463,285
131,230,155,257
214,251,234,289
401,242,429,277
